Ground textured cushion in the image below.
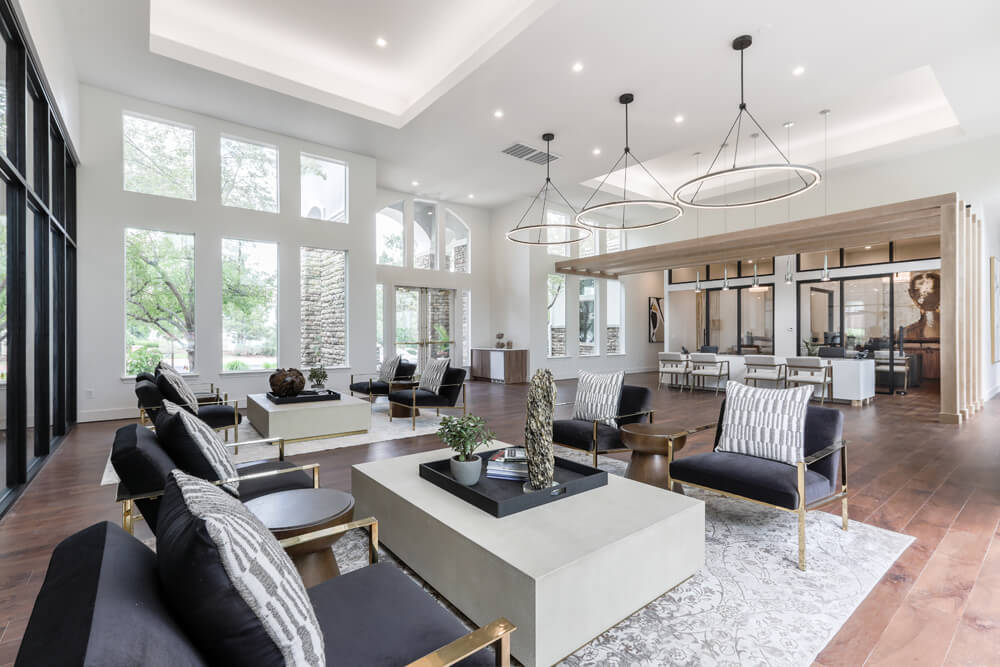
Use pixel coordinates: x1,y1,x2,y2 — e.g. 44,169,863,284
157,400,239,495
196,403,240,429
553,419,625,453
389,368,465,407
573,370,624,426
310,561,493,666
111,424,177,534
236,460,315,500
378,354,401,383
419,358,450,393
388,388,446,406
156,471,325,667
717,381,813,465
156,367,199,413
670,452,836,509
16,522,207,667
350,379,392,396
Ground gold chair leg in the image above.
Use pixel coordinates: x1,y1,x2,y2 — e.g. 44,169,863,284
797,461,807,571
122,499,134,535
841,447,849,531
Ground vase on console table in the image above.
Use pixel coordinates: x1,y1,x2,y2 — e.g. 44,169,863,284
523,368,557,492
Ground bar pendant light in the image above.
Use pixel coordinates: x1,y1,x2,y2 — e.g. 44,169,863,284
506,133,591,246
576,93,683,231
722,266,730,291
695,270,702,293
674,35,821,209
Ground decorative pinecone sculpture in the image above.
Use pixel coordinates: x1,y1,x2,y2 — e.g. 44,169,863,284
269,368,305,397
524,368,557,489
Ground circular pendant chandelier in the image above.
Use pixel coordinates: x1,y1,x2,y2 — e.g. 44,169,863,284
674,35,821,209
506,133,592,246
575,93,683,231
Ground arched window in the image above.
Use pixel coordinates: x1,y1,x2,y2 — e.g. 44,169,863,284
445,209,470,273
376,201,404,266
413,200,437,269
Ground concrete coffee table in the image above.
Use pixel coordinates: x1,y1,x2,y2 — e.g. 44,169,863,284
352,446,704,667
246,393,371,443
245,488,355,587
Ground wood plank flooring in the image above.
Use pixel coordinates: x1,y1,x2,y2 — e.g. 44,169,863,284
0,374,997,666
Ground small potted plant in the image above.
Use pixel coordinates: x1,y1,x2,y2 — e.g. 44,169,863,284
801,339,820,356
438,414,495,486
308,366,328,390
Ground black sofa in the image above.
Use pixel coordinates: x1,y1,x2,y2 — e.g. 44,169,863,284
348,360,417,399
553,385,654,466
111,423,315,534
669,401,848,570
15,521,512,665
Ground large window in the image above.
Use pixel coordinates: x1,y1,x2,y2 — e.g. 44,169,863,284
606,279,625,354
605,229,622,253
300,153,347,222
445,209,469,273
220,136,278,213
579,278,598,356
124,229,195,373
221,239,278,370
413,200,437,269
376,201,404,266
546,211,570,257
300,247,347,368
578,225,596,257
122,113,195,200
547,274,566,357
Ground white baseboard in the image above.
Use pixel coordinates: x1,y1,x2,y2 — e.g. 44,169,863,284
79,407,142,423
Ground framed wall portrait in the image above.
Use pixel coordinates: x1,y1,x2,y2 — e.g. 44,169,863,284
992,257,1000,363
648,296,665,343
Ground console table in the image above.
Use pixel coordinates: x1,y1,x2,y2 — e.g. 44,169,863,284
470,347,529,384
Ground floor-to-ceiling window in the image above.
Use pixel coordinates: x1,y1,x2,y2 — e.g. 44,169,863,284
579,278,598,356
606,279,625,354
1,1,78,513
547,273,566,357
221,239,278,371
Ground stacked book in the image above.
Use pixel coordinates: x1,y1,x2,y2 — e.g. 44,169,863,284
485,447,529,481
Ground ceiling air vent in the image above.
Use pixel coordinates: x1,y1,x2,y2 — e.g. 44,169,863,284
502,142,560,165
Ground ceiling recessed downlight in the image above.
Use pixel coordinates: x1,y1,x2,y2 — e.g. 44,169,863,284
792,65,805,76
493,109,504,118
592,147,601,155
411,180,419,187
572,62,584,73
467,194,475,199
674,114,685,124
375,37,388,48
864,245,872,249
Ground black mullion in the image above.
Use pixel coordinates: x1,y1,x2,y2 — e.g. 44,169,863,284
50,131,64,222
5,183,24,487
838,280,845,350
52,228,65,434
65,161,76,241
66,243,76,423
736,288,743,353
32,209,49,458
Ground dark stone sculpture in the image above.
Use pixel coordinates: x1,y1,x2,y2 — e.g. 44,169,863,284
269,368,306,397
523,368,557,490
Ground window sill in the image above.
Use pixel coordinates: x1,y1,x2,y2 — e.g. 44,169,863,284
546,355,571,360
121,373,200,383
219,369,277,376
607,353,627,357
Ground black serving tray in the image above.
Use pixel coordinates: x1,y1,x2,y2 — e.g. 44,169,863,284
418,448,608,517
266,390,341,404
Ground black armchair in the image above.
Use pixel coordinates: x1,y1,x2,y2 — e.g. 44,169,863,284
111,423,318,535
387,367,468,430
668,401,848,570
553,385,654,467
348,360,417,401
135,378,242,445
17,520,515,666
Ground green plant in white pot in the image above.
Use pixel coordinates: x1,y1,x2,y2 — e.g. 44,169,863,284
438,414,495,486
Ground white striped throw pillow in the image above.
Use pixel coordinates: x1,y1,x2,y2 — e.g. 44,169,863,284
162,400,239,494
573,370,625,427
716,381,813,465
378,354,401,383
419,358,450,394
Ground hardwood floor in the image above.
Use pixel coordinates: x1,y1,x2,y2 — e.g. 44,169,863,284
0,373,997,665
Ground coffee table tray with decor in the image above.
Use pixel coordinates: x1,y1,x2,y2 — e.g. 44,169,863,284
266,389,341,404
418,448,608,517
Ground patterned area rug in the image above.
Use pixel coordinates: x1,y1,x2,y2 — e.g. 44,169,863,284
331,446,913,667
100,401,443,486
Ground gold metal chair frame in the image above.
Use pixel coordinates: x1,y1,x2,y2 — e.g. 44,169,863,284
690,359,731,395
139,395,242,451
388,382,468,431
553,404,656,467
667,431,849,571
786,363,834,405
116,436,322,534
279,517,517,667
744,361,788,388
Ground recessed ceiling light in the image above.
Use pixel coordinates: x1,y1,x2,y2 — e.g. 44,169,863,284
467,194,475,199
782,121,795,129
375,37,387,48
411,180,419,187
572,61,584,73
792,65,805,76
592,147,601,155
864,245,872,249
674,114,685,124
493,109,504,118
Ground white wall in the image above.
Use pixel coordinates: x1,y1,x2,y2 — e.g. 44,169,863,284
13,0,80,151
490,198,662,381
77,85,377,421
373,188,492,365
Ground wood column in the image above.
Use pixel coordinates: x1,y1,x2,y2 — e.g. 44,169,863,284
960,205,970,419
939,197,962,423
973,214,984,411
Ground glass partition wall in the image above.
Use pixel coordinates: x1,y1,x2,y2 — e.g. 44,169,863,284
0,0,78,515
680,286,773,355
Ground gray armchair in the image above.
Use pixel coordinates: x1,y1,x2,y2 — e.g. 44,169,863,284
668,402,848,570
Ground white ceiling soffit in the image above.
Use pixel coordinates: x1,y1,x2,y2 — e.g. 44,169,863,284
583,66,961,202
148,0,560,129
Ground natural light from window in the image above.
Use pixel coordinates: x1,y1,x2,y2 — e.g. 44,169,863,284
220,136,278,213
376,202,404,266
300,153,347,222
221,238,278,370
122,113,195,200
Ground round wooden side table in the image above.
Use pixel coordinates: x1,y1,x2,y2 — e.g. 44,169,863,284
620,423,687,492
244,488,355,587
